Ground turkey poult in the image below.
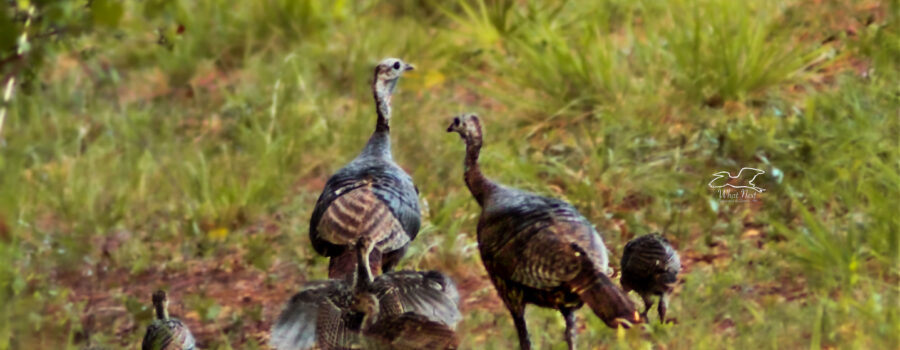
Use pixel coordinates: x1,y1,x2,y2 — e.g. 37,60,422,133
447,114,641,350
352,240,460,350
142,290,196,350
270,239,461,350
620,233,681,322
309,58,421,279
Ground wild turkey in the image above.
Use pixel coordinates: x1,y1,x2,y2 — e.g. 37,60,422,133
620,233,681,322
447,114,640,350
352,240,460,350
142,290,196,350
270,239,461,350
309,58,420,279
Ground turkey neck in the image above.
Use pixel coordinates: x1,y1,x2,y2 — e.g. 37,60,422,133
361,76,396,158
463,135,495,207
354,240,379,329
154,300,169,321
354,240,374,291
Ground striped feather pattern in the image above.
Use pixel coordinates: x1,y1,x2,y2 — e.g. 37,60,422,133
270,271,460,350
309,162,421,278
479,191,610,291
621,234,681,295
371,271,462,328
476,187,639,327
317,186,408,252
142,319,196,350
316,297,363,349
270,281,344,350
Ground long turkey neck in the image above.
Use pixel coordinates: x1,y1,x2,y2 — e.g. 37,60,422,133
362,76,393,158
354,239,379,329
154,300,169,321
354,240,374,292
464,135,495,207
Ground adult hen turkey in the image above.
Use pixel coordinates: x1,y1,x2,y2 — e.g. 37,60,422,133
447,114,640,350
309,58,420,279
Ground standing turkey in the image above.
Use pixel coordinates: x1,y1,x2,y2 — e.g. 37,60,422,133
447,114,640,350
620,233,681,322
309,58,420,279
142,290,196,350
270,239,461,350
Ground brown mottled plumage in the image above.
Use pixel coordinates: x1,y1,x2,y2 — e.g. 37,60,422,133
270,240,460,350
352,239,459,350
360,311,459,350
309,58,420,280
142,290,196,350
448,114,640,350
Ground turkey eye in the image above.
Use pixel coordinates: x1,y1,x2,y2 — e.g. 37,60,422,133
392,62,401,70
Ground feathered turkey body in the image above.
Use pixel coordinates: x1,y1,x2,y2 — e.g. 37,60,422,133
309,58,420,279
359,312,459,350
270,240,461,350
447,114,640,350
269,271,460,350
620,233,681,322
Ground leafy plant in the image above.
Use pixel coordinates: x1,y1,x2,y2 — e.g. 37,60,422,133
663,0,833,105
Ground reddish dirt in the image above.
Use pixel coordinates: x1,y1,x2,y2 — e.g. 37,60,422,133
60,236,504,349
455,269,503,315
63,255,303,348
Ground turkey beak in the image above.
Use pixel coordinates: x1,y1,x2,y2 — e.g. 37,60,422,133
404,64,415,72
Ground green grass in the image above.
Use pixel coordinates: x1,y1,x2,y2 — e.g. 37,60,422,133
0,0,897,349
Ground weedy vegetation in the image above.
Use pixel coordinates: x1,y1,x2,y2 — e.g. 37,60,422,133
0,0,897,349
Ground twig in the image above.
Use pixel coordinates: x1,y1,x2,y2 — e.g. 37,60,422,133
0,5,33,139
0,77,14,136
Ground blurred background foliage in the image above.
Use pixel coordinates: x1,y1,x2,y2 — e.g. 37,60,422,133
0,0,897,349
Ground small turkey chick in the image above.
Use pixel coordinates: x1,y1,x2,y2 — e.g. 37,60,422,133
142,290,196,350
309,58,420,280
620,233,681,322
447,114,640,350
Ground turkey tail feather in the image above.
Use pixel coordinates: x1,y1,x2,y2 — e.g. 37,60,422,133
568,243,641,328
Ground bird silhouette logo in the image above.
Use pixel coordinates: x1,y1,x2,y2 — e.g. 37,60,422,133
708,168,766,193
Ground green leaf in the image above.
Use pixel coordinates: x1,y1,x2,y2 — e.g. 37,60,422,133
143,0,174,19
708,198,719,213
92,0,124,27
0,6,18,54
12,275,25,295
